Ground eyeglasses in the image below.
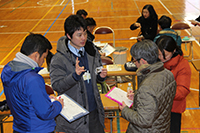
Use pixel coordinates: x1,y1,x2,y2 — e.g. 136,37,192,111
131,58,141,63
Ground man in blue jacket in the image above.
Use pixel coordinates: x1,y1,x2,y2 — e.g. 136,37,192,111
1,33,64,133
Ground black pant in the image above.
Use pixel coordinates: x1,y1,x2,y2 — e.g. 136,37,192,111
89,109,105,133
170,112,181,133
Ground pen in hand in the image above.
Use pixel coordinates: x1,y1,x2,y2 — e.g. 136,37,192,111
50,96,64,108
127,90,134,101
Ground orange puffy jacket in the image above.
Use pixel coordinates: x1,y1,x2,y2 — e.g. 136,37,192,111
164,54,191,113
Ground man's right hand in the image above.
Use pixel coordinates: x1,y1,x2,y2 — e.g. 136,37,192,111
127,90,134,101
50,96,64,108
56,98,64,108
75,57,85,75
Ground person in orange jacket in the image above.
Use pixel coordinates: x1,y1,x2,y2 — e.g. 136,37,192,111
156,35,191,133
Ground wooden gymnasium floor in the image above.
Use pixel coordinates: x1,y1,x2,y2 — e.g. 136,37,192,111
1,0,200,132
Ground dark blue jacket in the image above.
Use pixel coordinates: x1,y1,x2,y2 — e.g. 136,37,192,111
1,61,62,133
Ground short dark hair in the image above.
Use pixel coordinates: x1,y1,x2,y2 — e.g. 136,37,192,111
64,15,87,38
130,39,159,64
155,35,182,59
85,17,96,26
158,15,172,29
76,9,88,17
20,33,52,57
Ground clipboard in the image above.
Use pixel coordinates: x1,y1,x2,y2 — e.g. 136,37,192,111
105,87,133,108
52,94,89,122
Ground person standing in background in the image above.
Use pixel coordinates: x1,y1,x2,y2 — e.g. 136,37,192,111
85,17,97,42
76,9,88,19
156,35,191,133
130,4,158,41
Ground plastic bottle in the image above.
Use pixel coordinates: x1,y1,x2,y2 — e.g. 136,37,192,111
127,83,133,91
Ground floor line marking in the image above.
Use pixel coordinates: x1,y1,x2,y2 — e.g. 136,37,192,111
190,88,199,91
71,0,74,14
0,18,65,21
159,0,200,48
186,0,200,11
44,0,70,36
158,0,173,15
133,0,141,16
186,107,200,110
0,31,64,34
60,0,65,5
10,0,29,13
0,0,60,65
0,0,13,8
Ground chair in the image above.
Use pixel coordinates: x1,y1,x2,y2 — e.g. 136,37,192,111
93,26,115,47
45,84,56,96
171,22,194,60
99,56,116,91
101,56,113,66
171,22,191,31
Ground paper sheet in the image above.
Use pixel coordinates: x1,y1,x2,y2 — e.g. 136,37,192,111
93,42,107,47
93,42,115,56
105,87,133,108
129,35,143,40
106,64,122,71
38,68,49,74
100,43,115,56
52,94,89,122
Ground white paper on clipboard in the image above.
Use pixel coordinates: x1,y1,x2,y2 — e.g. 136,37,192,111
52,94,89,122
100,43,115,56
105,87,133,108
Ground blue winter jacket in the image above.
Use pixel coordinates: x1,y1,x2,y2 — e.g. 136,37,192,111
1,61,62,133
